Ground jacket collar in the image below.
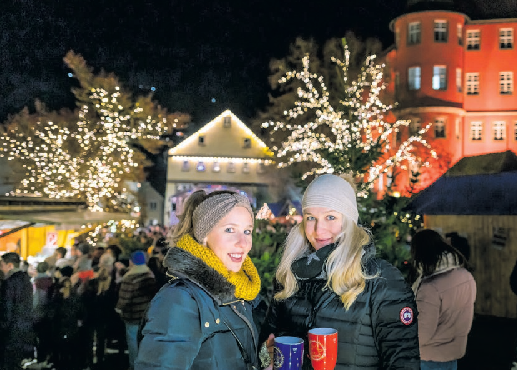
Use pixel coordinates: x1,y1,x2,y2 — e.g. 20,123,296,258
165,247,237,304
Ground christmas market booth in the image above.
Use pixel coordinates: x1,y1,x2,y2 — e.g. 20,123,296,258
409,150,517,318
0,196,135,260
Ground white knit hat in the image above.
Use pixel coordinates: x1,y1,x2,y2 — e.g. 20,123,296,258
302,174,359,224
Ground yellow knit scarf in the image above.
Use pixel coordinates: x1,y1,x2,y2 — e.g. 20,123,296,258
176,234,261,301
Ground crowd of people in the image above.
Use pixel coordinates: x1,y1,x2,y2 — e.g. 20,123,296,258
0,228,171,370
0,174,478,370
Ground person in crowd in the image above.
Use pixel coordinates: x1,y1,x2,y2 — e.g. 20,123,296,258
0,252,35,370
136,190,261,369
411,229,476,370
116,250,157,370
148,237,169,288
91,246,105,269
260,174,420,369
33,261,54,366
73,242,93,277
51,266,85,370
55,247,71,270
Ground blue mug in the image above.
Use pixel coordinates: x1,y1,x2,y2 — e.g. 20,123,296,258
274,336,304,370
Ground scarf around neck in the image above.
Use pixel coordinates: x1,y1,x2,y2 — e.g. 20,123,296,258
291,243,337,280
175,234,261,301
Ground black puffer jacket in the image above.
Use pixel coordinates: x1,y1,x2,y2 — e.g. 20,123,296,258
261,258,420,369
136,248,260,370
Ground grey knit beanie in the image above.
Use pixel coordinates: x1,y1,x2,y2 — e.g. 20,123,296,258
302,174,359,224
192,192,254,242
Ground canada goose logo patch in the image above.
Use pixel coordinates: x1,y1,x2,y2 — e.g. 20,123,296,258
400,307,413,325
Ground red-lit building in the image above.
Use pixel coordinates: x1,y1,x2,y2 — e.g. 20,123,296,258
385,0,517,192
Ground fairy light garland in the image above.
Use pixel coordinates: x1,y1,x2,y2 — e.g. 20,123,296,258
262,44,436,196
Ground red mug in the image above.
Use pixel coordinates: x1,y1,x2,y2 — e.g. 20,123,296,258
308,328,338,370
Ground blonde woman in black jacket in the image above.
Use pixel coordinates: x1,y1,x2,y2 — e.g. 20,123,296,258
261,174,420,370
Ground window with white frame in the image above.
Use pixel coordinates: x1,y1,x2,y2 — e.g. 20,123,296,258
455,118,461,140
408,67,421,90
433,66,447,90
500,72,513,95
434,117,446,138
182,160,190,171
466,73,479,95
409,118,421,135
457,24,463,45
470,121,483,141
493,121,506,141
223,116,232,128
242,163,250,174
408,22,421,45
396,28,400,48
434,20,448,42
466,30,480,50
212,162,221,172
227,162,236,173
456,68,462,92
196,161,206,172
500,28,513,49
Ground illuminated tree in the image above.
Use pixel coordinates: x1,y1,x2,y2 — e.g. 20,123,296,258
0,51,189,212
261,37,436,197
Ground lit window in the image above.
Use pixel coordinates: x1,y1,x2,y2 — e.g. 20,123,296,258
500,72,513,95
242,163,250,174
466,30,480,50
493,121,506,141
455,118,461,140
466,73,479,95
182,160,190,171
198,136,205,145
196,162,206,172
408,67,421,90
457,24,463,45
223,116,232,128
409,118,421,135
500,28,513,49
408,22,421,45
434,118,446,138
227,162,236,173
243,138,251,148
470,121,483,141
395,28,400,48
434,20,448,42
432,66,447,90
456,68,462,92
212,162,220,172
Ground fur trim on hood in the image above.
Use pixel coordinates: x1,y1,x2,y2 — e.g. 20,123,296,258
164,247,238,304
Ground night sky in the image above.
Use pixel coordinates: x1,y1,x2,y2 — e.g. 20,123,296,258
1,0,516,125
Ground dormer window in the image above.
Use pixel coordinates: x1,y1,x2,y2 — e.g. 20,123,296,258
198,136,205,146
223,116,232,128
243,138,251,148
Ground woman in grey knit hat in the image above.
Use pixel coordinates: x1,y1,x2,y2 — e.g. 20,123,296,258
136,190,262,370
260,174,420,370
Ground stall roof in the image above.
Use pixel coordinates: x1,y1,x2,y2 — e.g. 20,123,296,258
408,151,517,215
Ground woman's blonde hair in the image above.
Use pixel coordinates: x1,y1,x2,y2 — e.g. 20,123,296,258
274,175,375,310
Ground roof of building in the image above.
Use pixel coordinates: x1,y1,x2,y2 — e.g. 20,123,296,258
408,151,517,215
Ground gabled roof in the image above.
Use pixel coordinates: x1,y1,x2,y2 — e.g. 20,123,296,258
168,110,272,160
408,151,517,215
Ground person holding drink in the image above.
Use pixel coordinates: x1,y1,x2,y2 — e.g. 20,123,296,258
261,174,420,369
136,190,262,369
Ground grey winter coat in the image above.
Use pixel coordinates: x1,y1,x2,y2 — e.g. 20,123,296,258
136,248,260,370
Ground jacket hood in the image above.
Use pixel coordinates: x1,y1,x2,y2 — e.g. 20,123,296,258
164,247,236,304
